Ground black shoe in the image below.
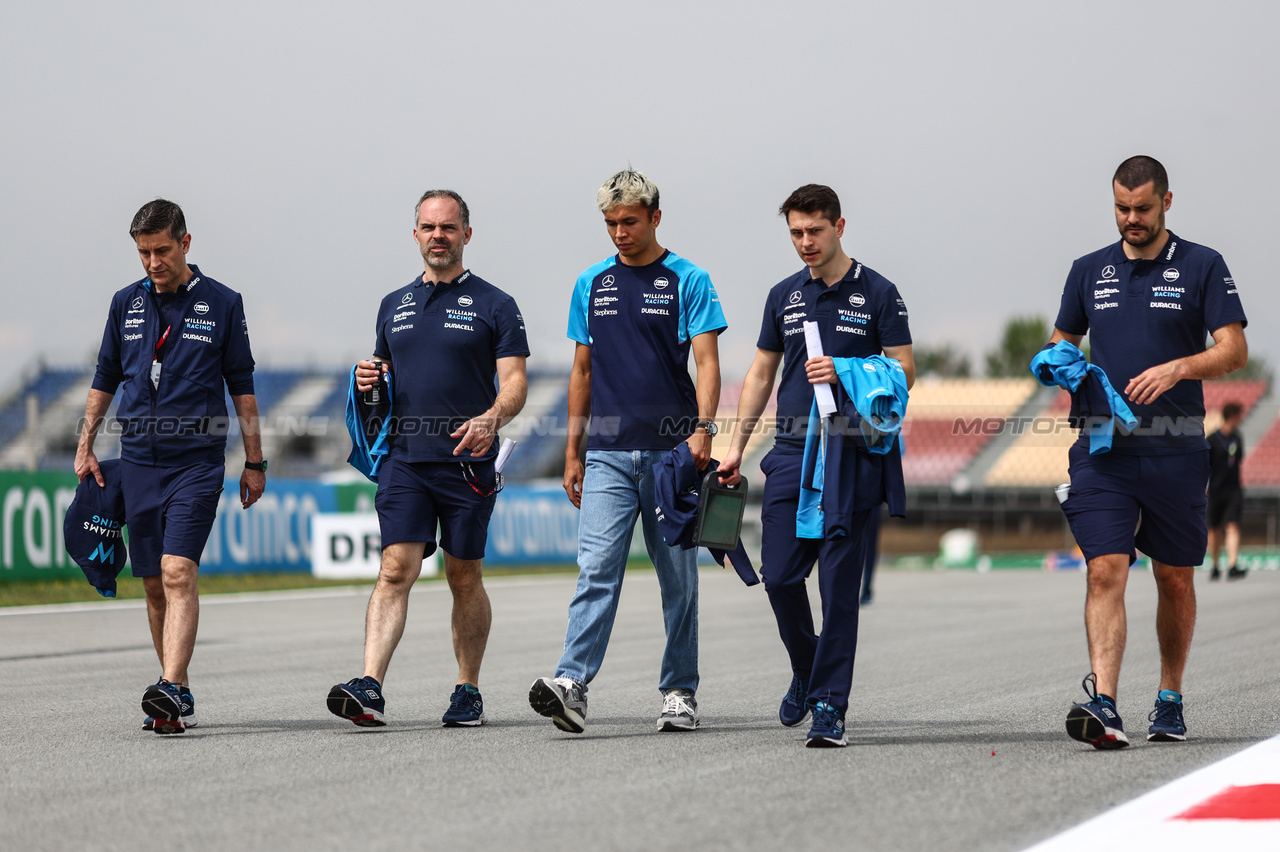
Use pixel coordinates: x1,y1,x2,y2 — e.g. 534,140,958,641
1209,566,1222,581
1065,673,1128,750
142,679,187,735
1227,565,1248,581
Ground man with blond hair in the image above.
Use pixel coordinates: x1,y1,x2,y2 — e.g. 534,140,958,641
529,169,726,733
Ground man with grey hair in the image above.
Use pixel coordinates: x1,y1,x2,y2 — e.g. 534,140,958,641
327,189,529,728
529,169,727,733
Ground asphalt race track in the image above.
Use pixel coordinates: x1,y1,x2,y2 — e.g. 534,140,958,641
2,567,1277,851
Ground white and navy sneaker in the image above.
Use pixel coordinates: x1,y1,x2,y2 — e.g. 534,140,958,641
657,689,699,732
142,679,187,735
779,675,810,727
327,676,387,727
529,676,587,733
805,701,847,748
1066,673,1129,749
1147,690,1187,742
142,685,197,731
442,684,486,727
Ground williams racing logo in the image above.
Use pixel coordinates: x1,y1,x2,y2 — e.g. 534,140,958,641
1150,281,1184,311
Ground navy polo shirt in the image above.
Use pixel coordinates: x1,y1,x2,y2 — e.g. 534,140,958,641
373,270,529,462
757,261,912,452
567,250,726,451
1055,232,1247,454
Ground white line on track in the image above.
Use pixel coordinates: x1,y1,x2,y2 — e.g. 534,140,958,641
1024,733,1280,850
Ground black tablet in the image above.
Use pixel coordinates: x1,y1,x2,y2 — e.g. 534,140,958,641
693,470,748,550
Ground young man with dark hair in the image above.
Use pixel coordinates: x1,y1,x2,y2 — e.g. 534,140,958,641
529,169,725,734
76,199,265,734
1207,401,1247,581
1046,156,1248,749
717,183,914,747
327,190,529,728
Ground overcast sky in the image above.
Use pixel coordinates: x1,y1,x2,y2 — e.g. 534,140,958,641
2,0,1276,394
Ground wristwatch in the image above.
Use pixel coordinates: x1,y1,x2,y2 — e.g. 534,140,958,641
695,420,719,437
244,460,268,472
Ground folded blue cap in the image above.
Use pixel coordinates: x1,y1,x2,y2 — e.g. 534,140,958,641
62,459,128,597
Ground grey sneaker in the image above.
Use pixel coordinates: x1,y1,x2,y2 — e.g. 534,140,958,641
657,689,699,731
529,676,587,733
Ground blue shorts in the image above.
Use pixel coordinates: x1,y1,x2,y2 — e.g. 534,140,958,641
1062,444,1209,567
120,459,225,576
375,457,496,560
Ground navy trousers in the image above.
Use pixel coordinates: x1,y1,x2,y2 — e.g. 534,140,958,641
759,448,876,713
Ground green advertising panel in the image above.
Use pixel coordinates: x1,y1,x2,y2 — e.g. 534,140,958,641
0,470,83,581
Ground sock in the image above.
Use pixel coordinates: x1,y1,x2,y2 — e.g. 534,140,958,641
1158,689,1182,705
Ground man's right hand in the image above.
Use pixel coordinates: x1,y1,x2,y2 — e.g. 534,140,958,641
716,448,743,487
563,455,585,509
355,359,388,393
75,447,104,487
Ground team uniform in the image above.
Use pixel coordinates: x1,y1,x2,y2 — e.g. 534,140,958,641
1054,233,1247,566
553,250,725,698
1206,428,1244,529
370,270,529,560
91,265,255,573
755,261,911,723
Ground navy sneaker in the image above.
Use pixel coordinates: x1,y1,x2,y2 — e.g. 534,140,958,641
442,683,486,727
1065,673,1129,749
529,676,587,733
805,701,847,747
327,676,387,727
143,686,197,731
1147,689,1187,742
779,675,810,727
141,679,186,735
1227,565,1248,580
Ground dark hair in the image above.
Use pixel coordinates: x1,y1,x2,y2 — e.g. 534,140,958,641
129,199,187,241
1113,156,1169,197
779,184,841,226
416,189,470,229
1223,401,1244,421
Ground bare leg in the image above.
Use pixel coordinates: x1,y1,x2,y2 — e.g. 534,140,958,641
1084,553,1130,698
362,542,426,685
1206,527,1220,568
1152,561,1196,693
444,552,490,686
1224,522,1241,568
143,575,167,674
158,555,200,687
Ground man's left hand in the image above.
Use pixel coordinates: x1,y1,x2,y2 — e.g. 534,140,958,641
451,416,498,457
240,469,265,509
686,431,712,471
1125,360,1184,406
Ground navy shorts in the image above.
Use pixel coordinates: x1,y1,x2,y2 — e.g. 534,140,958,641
1207,488,1244,528
375,457,497,560
120,459,225,576
1062,444,1209,567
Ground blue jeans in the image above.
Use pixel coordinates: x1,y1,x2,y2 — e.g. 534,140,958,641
556,450,699,694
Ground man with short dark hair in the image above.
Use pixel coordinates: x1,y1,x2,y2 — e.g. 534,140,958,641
327,189,528,728
76,199,265,734
529,168,725,734
717,183,914,747
1207,401,1246,580
1046,156,1247,749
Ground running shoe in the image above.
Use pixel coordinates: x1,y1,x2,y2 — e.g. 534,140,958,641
327,676,387,727
1147,689,1187,742
657,689,699,732
141,679,186,735
779,675,811,727
1065,672,1128,749
442,683,486,727
1227,565,1248,580
528,676,587,733
805,701,847,748
142,686,197,731
1209,566,1222,581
